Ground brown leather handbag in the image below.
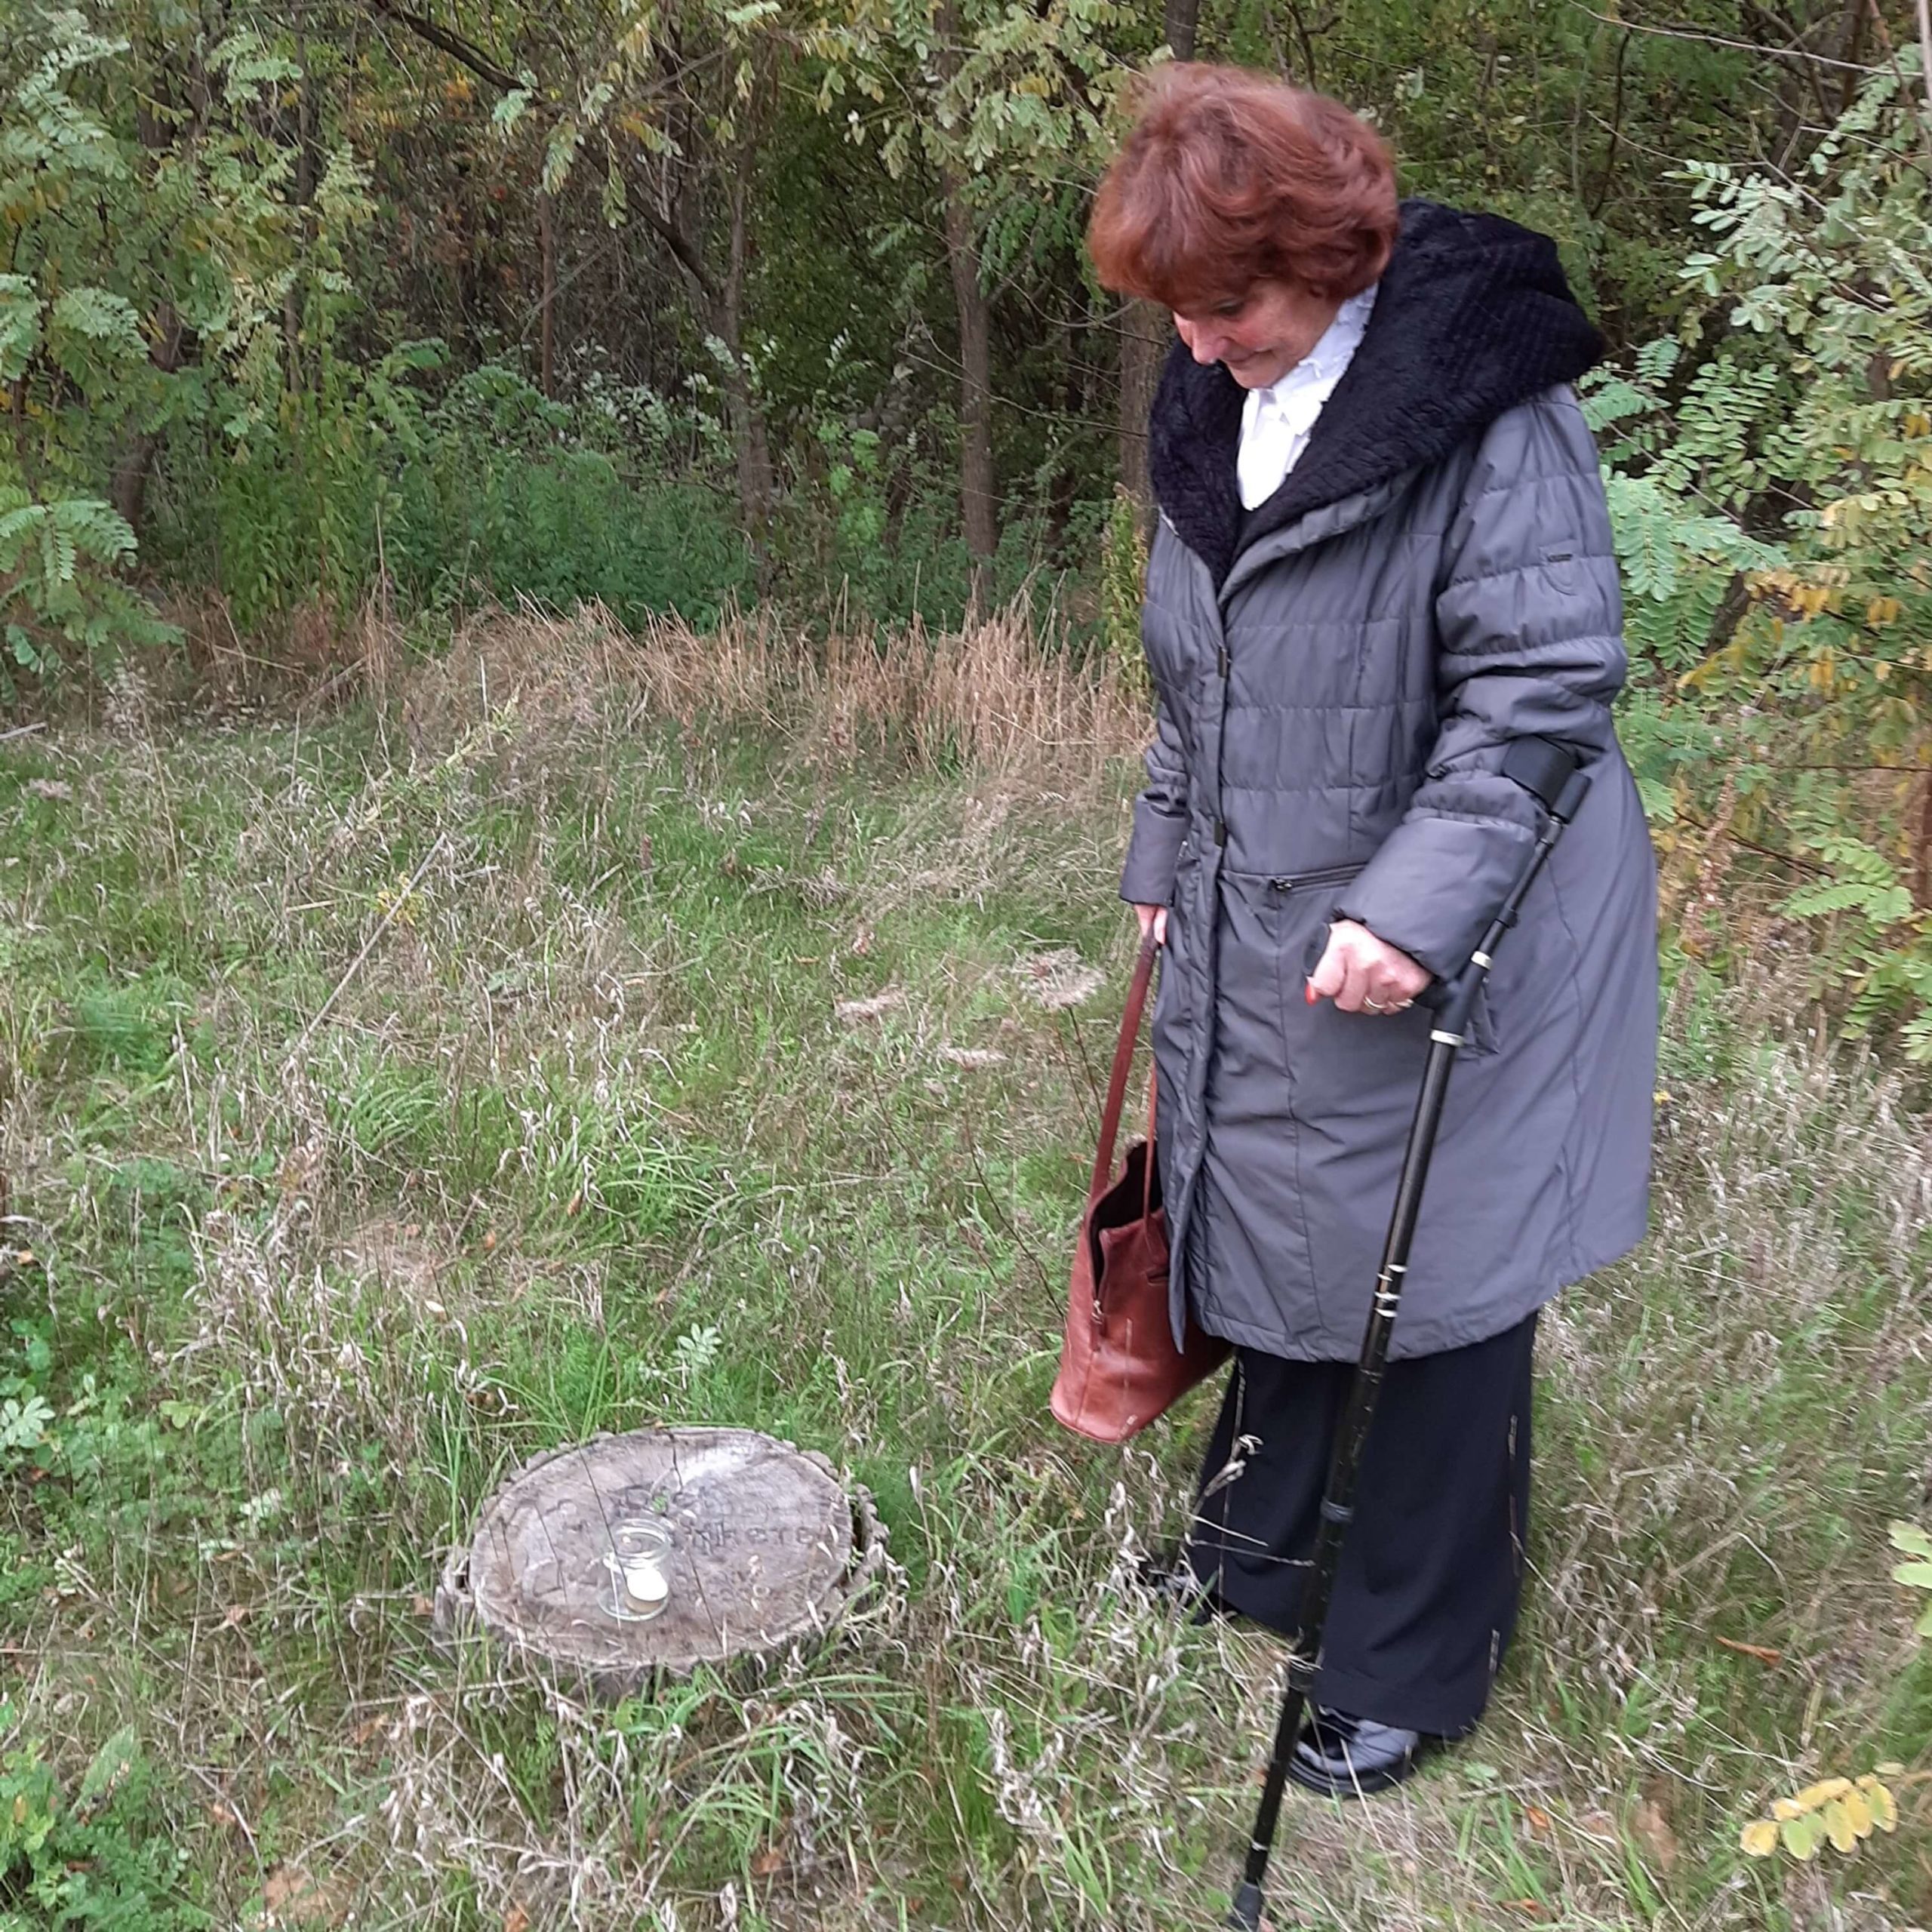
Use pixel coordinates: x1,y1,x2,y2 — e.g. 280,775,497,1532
1051,934,1230,1443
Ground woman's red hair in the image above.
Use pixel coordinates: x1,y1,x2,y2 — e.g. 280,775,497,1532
1089,65,1398,311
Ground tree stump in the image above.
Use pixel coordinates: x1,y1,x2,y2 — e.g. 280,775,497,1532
436,1428,886,1695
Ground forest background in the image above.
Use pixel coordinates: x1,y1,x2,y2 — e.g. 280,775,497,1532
5,1,1932,1927
5,0,1932,1040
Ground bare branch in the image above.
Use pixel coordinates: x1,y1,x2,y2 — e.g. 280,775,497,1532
637,202,723,309
361,0,518,93
1565,2,1887,75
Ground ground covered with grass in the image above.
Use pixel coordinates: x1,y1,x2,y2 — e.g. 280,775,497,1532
2,612,1930,1930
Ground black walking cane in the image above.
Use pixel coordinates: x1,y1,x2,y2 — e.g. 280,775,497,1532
1224,736,1592,1932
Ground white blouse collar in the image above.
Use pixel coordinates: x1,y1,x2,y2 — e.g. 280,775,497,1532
1236,284,1378,509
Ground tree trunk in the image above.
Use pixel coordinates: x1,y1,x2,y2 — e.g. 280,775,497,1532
721,158,774,543
537,189,557,399
1113,0,1194,531
941,168,998,609
935,0,998,609
1117,303,1166,534
109,303,184,540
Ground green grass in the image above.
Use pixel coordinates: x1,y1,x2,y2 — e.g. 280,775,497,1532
1,651,1928,1929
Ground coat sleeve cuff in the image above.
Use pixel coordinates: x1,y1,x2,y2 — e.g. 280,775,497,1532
1334,814,1533,978
1119,798,1189,905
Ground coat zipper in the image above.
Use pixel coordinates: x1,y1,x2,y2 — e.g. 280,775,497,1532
1265,862,1366,895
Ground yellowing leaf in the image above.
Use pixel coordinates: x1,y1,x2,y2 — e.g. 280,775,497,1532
1772,1796,1804,1820
1740,1818,1780,1857
1865,1780,1899,1833
1794,1777,1853,1810
1840,1786,1872,1839
1822,1798,1857,1853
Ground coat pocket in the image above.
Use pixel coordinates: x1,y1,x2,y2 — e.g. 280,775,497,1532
1271,867,1501,1058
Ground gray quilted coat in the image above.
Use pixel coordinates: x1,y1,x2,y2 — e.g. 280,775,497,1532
1128,201,1657,1362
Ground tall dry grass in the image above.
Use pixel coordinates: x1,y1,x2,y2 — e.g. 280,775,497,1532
398,599,1150,785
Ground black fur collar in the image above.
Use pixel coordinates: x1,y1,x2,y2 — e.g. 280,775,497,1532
1147,198,1604,586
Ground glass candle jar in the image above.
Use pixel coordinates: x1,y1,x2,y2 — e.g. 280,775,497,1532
601,1515,674,1623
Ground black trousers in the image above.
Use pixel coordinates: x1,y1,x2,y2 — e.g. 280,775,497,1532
1183,1311,1537,1737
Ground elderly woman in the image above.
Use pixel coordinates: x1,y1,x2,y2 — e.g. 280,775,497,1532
1087,66,1657,1795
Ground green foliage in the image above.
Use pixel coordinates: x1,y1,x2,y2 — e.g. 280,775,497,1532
0,488,149,674
1890,1521,1932,1640
152,346,755,630
0,1709,205,1926
0,2,382,675
0,1321,57,1469
1590,55,1932,1048
1099,484,1150,707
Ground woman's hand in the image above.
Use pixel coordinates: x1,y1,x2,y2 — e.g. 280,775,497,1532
1134,903,1168,946
1307,918,1430,1014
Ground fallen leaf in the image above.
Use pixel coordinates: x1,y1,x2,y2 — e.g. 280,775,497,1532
222,1604,251,1629
1523,1803,1552,1838
411,1593,434,1617
1500,1900,1548,1919
347,1716,387,1746
1861,1777,1899,1833
1629,1796,1678,1872
1740,1817,1779,1857
1780,1810,1823,1861
262,1863,337,1924
504,1909,531,1932
1839,1786,1874,1841
208,1801,242,1829
1793,1777,1853,1810
481,1229,497,1251
1715,1635,1783,1665
1822,1797,1858,1853
751,1847,786,1878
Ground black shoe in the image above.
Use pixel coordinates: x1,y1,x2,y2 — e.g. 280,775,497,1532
1284,1705,1426,1798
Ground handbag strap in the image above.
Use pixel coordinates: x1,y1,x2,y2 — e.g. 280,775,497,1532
1142,1063,1158,1218
1090,932,1159,1202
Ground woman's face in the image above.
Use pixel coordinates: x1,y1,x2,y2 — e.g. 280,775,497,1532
1172,278,1344,389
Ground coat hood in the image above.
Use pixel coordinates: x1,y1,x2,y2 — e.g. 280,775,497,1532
1148,199,1604,586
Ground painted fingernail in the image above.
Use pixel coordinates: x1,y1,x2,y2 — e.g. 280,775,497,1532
1304,982,1318,1005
